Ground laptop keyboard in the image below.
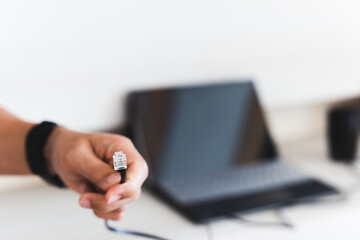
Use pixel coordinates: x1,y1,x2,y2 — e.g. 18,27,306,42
158,161,311,205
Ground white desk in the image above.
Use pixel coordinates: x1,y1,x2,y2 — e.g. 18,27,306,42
1,136,360,240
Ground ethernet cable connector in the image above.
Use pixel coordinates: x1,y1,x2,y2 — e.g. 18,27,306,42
113,151,127,171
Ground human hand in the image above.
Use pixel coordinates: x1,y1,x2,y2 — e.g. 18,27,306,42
44,127,148,220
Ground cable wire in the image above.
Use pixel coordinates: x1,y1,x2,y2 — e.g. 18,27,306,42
230,207,294,230
105,220,170,240
205,222,214,240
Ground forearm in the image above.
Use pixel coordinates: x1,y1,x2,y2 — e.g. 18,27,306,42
0,107,35,174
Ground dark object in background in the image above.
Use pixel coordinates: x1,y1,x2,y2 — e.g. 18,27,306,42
327,107,360,162
127,81,337,223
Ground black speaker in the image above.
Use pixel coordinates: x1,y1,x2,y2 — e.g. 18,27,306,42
327,107,360,162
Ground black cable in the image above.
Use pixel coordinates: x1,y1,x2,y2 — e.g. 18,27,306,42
119,169,126,184
105,220,170,240
273,207,294,229
205,222,214,240
230,207,294,230
104,152,170,240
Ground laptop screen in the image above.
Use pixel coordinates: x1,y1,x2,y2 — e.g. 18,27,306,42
129,82,278,182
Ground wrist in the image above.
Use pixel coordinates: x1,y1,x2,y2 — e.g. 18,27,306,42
44,126,66,175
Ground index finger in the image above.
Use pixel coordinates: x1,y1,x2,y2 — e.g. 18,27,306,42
105,156,148,202
104,136,148,183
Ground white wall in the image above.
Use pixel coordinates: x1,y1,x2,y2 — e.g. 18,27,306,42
1,0,360,132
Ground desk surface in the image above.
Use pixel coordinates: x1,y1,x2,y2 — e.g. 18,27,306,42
1,136,360,240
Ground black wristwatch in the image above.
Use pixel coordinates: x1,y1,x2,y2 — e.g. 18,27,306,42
25,121,66,188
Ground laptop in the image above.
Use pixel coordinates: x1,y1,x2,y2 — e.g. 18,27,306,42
125,81,338,223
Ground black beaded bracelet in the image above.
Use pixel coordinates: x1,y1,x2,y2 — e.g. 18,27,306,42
25,121,66,188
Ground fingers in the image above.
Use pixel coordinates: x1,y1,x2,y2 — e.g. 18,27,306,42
78,134,147,192
79,192,130,220
65,179,94,194
77,152,120,191
94,209,125,221
94,135,148,176
73,133,148,221
105,179,142,204
91,134,148,203
80,192,132,212
105,158,147,203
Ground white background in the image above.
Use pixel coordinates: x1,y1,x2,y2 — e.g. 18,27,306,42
1,0,360,132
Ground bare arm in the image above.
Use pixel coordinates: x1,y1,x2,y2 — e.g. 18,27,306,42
0,106,148,220
0,107,35,174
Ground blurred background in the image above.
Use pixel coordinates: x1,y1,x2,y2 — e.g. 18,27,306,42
1,1,360,239
1,1,360,132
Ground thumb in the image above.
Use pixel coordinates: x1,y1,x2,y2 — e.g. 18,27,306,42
77,153,121,191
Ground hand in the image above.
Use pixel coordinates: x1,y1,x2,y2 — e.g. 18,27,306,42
44,127,148,220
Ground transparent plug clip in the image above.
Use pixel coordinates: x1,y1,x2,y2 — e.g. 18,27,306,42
113,151,127,171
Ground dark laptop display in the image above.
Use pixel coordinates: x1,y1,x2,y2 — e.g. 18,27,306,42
126,81,337,223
